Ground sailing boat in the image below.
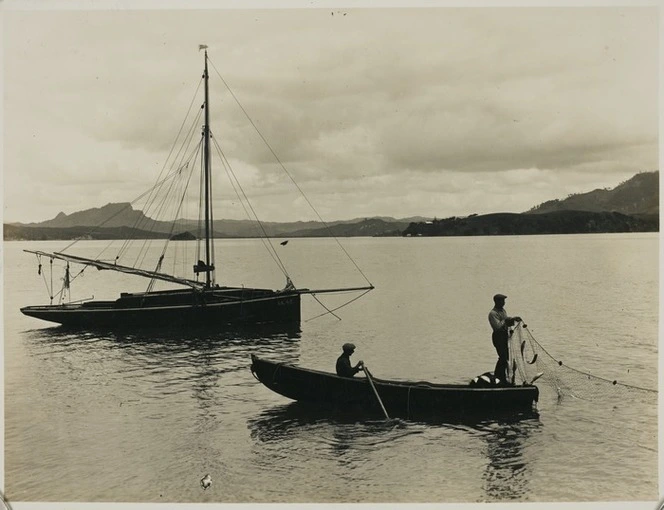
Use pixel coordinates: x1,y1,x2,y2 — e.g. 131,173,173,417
20,48,374,329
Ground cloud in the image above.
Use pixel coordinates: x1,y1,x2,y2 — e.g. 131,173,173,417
4,7,658,223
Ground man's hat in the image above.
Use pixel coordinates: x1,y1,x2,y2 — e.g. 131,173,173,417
342,343,356,353
493,293,507,301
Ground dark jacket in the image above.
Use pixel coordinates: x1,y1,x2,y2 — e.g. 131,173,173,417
336,353,360,378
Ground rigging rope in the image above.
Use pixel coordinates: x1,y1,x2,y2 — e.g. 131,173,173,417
35,56,375,313
60,78,205,258
310,294,342,321
208,57,373,288
195,129,216,284
59,110,203,268
196,137,205,283
125,94,204,241
304,288,374,322
211,134,291,281
34,254,87,305
46,115,204,298
133,158,187,268
126,108,205,268
36,254,50,298
142,138,201,290
209,133,216,286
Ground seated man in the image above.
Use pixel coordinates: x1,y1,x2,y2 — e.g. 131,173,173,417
336,343,364,377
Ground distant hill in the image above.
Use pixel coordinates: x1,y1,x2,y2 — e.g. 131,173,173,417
286,218,409,237
169,231,197,241
3,223,170,241
34,202,155,229
403,170,659,237
526,171,658,215
5,171,657,240
5,204,421,240
403,210,658,237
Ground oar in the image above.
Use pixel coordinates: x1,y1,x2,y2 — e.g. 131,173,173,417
363,365,390,419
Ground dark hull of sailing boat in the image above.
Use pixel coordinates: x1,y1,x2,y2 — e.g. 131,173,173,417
250,355,539,420
21,288,300,329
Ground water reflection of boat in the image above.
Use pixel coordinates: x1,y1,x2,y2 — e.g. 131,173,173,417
247,401,541,481
25,325,303,375
248,402,422,444
23,327,303,425
26,322,301,344
474,418,541,501
248,402,374,442
250,355,539,421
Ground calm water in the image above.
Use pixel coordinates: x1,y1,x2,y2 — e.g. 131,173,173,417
4,234,658,504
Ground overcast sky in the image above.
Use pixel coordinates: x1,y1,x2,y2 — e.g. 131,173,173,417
3,2,658,223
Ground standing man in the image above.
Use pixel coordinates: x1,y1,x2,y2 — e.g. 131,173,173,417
488,294,521,384
336,343,364,378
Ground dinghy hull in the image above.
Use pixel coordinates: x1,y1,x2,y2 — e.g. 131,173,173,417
251,355,539,420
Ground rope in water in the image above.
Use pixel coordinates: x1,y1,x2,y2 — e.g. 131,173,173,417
513,323,657,397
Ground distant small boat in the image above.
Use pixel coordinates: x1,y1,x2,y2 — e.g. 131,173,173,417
250,355,539,420
170,231,197,241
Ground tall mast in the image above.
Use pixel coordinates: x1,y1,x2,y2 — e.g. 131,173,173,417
203,48,212,288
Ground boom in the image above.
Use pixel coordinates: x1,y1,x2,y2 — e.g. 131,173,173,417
24,250,206,290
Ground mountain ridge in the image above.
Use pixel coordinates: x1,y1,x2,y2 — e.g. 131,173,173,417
402,210,658,237
4,171,658,240
525,171,658,215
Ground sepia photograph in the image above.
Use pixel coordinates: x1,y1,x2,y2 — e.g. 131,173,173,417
2,1,659,508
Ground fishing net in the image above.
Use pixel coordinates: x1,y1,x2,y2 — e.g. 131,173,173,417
507,323,656,404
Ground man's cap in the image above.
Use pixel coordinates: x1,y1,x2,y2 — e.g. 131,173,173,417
342,342,356,353
493,293,507,301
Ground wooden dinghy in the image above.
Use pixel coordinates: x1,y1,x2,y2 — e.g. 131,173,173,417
251,355,539,420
